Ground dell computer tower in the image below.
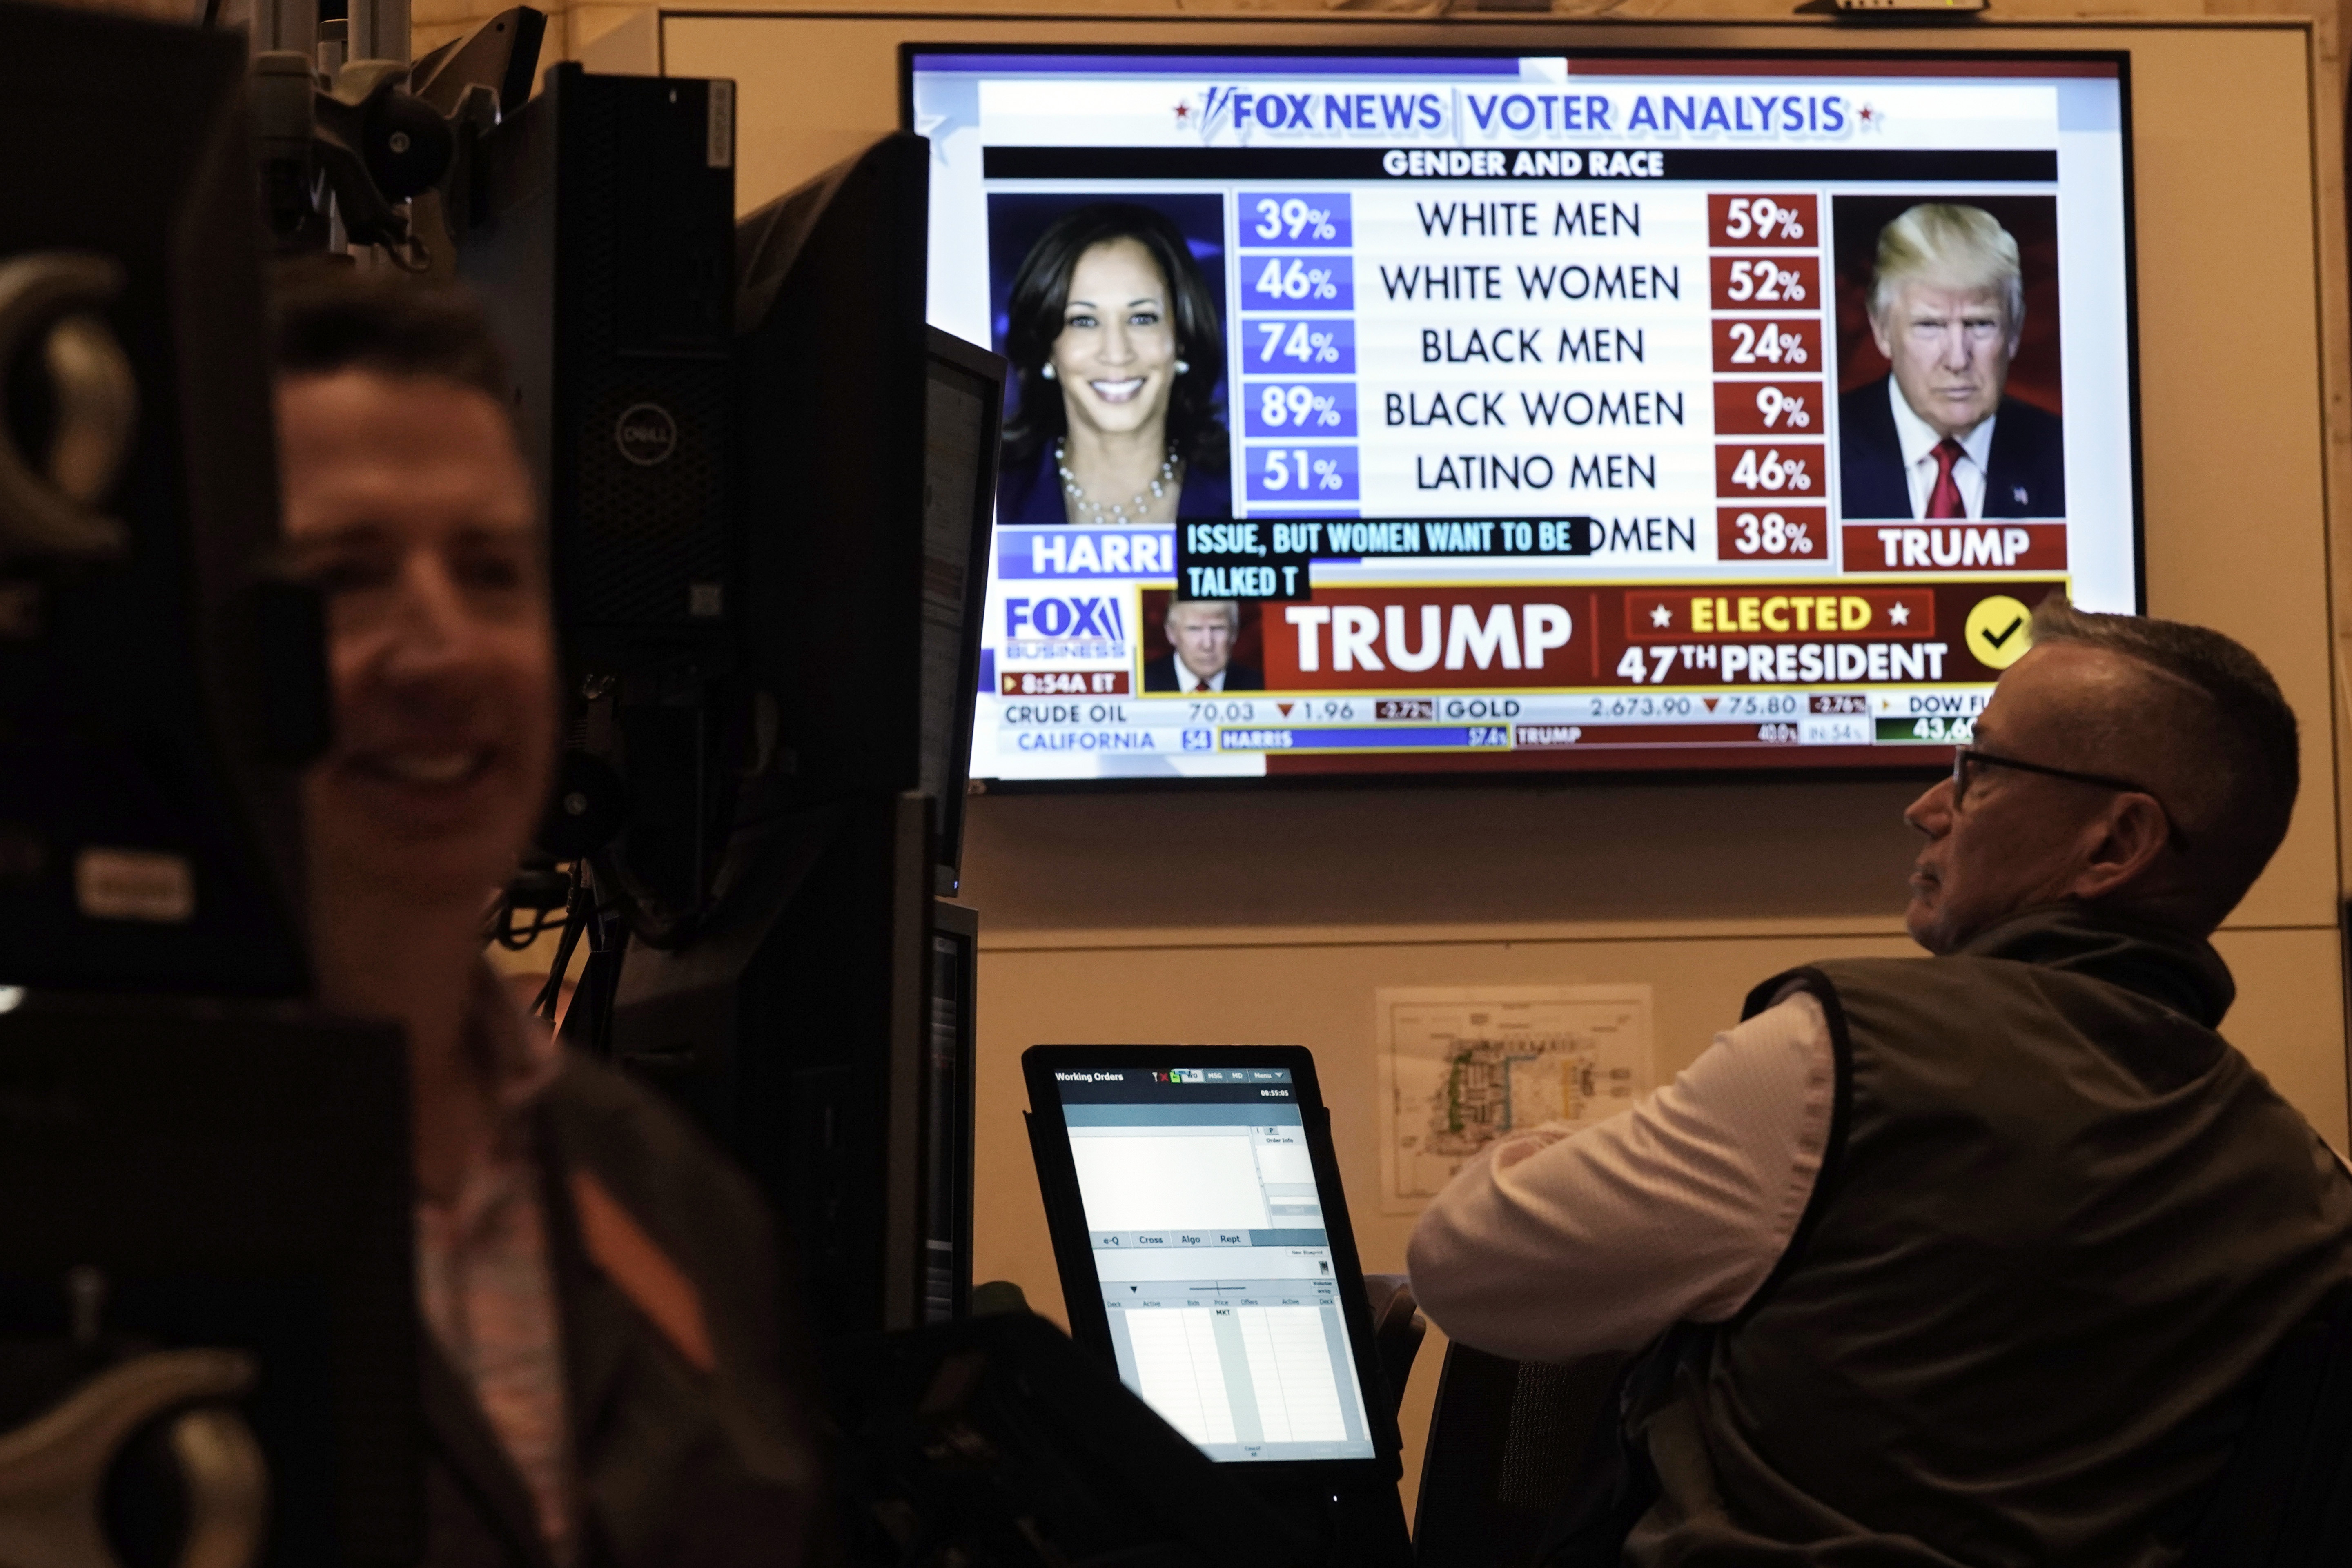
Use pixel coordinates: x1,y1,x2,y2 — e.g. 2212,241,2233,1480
459,64,736,677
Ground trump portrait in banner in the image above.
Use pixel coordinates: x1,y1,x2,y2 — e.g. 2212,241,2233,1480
1837,203,2065,521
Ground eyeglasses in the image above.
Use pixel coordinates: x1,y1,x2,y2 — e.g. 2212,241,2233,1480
1951,748,2188,853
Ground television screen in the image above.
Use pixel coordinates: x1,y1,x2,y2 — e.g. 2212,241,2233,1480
906,47,2137,783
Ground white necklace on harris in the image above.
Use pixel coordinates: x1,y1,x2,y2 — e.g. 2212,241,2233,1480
1057,439,1180,526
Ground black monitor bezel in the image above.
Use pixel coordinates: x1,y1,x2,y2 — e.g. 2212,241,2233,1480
902,41,2142,794
1022,1042,1404,1491
923,326,1009,892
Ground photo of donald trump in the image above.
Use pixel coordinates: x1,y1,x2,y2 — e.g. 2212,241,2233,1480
1143,597,1263,693
1837,203,2065,520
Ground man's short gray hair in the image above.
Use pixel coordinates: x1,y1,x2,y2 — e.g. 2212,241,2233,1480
1869,203,2025,341
2027,597,2297,923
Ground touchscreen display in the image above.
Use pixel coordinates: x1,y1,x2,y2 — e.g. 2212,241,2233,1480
908,48,2136,782
1049,1063,1376,1462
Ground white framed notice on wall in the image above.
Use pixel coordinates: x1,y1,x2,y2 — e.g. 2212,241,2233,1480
1376,983,1654,1214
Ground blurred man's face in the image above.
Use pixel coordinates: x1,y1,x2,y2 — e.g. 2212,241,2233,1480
1165,602,1236,681
1900,642,2152,953
278,371,556,907
1871,279,2015,439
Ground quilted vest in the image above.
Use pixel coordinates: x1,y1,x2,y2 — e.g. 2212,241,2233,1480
1624,906,2352,1567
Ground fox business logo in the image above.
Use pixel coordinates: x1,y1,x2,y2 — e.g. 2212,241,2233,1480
1002,595,1129,662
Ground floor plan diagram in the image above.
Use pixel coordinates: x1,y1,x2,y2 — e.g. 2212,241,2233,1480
1377,986,1655,1214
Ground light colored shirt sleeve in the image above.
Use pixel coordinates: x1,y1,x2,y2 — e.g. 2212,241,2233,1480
1405,990,1836,1363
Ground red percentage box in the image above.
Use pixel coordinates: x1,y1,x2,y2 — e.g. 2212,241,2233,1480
1712,318,1820,373
1707,194,1818,248
1713,381,1825,436
1715,443,1824,499
1716,505,1829,560
1710,255,1820,312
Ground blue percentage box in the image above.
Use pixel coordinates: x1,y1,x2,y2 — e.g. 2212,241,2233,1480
1246,443,1360,503
1243,317,1356,374
1243,381,1359,439
1240,253,1354,312
1243,192,1352,248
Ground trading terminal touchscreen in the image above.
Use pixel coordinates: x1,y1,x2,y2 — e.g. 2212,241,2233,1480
1023,1046,1396,1474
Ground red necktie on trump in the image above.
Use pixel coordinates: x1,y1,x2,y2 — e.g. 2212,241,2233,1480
1926,437,1966,519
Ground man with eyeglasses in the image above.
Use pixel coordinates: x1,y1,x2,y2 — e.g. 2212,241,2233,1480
1410,596,2352,1566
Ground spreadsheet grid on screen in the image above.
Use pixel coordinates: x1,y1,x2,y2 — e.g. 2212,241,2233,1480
910,49,2136,784
1063,1091,1376,1461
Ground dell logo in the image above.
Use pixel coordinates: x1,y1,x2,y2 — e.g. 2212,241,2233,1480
614,403,678,466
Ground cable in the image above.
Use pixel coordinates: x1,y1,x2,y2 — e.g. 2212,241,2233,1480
531,875,591,1021
489,898,567,951
488,857,576,950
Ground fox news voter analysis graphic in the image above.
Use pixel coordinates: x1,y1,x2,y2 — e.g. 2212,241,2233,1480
909,49,2137,782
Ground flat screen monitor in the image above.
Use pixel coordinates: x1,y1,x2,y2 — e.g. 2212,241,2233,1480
919,328,1007,886
1023,1046,1394,1480
906,47,2138,783
737,136,1004,886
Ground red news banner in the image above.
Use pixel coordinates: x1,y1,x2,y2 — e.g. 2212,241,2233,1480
1257,580,2058,690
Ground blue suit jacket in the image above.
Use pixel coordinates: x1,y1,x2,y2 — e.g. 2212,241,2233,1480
1837,376,2066,520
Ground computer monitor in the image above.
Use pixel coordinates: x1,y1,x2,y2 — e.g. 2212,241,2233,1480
921,900,980,1324
918,329,1005,891
907,46,2137,785
736,132,1007,889
1022,1046,1400,1482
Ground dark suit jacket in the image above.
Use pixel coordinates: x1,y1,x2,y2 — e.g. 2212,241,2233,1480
1838,375,2066,520
421,1054,821,1568
1143,655,1262,693
997,445,1233,526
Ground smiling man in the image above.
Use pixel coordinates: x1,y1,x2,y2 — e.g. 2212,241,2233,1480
1838,203,2066,521
275,265,816,1568
1410,597,2352,1566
